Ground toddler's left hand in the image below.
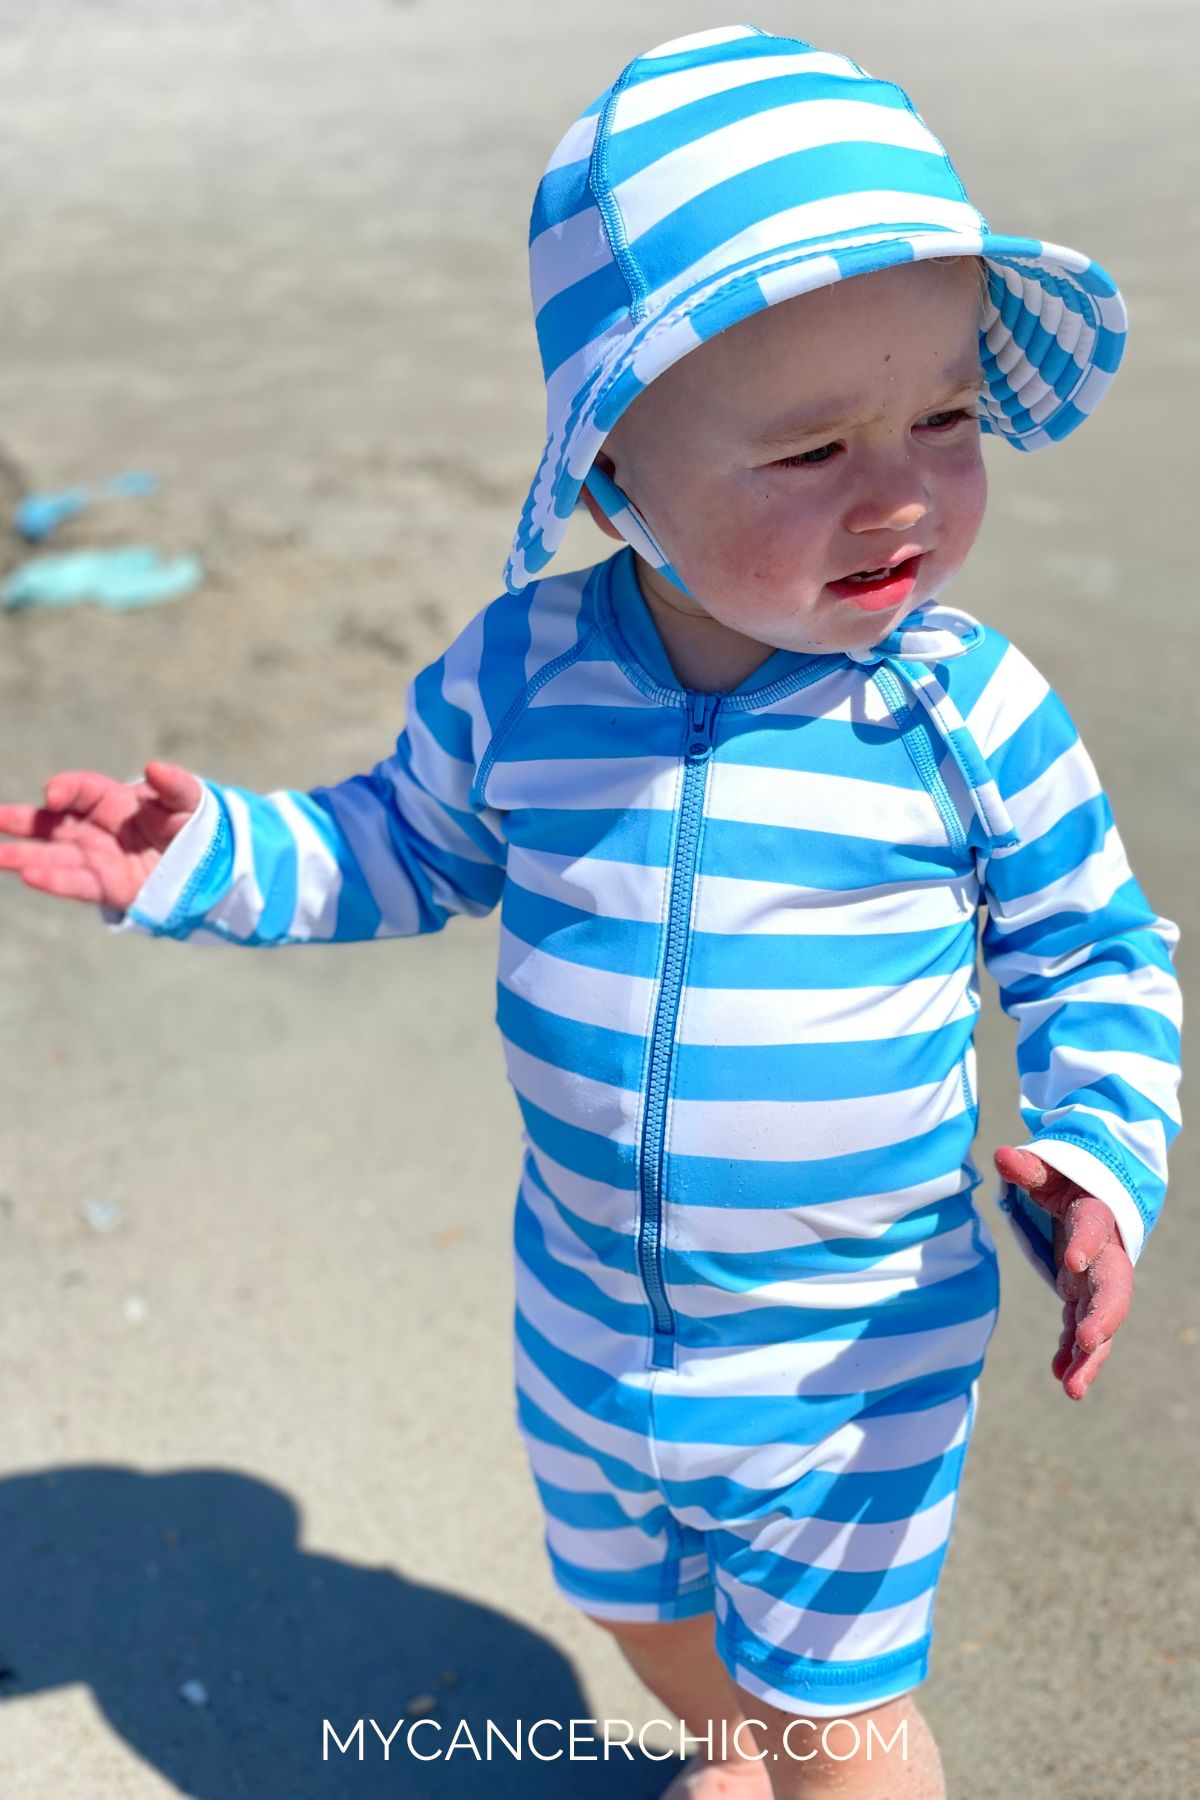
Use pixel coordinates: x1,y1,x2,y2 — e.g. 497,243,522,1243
992,1145,1132,1403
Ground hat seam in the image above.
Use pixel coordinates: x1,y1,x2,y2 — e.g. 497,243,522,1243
589,59,649,324
892,82,975,218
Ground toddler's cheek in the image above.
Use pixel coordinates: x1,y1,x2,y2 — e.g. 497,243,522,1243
705,513,817,601
939,454,988,555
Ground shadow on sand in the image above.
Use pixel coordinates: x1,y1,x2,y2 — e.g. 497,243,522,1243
0,1464,674,1798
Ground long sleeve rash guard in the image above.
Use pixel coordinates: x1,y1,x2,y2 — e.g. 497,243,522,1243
112,549,1182,1300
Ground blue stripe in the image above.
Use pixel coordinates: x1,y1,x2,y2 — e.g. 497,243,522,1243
664,1118,978,1210
600,71,910,193
630,145,963,295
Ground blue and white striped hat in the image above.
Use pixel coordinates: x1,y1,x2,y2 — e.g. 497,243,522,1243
505,24,1127,594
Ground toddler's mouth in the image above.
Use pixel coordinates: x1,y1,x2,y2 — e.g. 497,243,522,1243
826,554,924,611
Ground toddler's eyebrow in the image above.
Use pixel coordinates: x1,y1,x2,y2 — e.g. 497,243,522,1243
755,360,985,447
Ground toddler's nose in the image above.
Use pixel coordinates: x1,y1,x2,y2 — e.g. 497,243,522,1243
845,496,930,535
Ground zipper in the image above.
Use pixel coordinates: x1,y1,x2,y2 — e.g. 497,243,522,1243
637,690,720,1371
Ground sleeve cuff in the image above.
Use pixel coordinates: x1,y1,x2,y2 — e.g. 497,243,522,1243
1028,1138,1145,1265
994,1137,1147,1299
101,781,223,935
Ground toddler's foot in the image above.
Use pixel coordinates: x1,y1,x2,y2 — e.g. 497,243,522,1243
657,1751,774,1799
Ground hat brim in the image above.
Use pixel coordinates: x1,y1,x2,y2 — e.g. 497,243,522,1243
505,228,1126,594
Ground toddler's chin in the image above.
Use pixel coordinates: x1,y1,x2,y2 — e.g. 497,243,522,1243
742,604,900,659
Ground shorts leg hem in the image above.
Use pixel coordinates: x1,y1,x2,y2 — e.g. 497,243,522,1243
716,1617,930,1717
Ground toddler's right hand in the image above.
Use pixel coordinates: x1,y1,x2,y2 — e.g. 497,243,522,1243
0,762,203,912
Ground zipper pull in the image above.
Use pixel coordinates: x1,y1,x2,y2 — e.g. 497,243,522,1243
684,692,718,760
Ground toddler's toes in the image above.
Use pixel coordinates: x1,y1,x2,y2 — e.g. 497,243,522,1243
657,1751,774,1798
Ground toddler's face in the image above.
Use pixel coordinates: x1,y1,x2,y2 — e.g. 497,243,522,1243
590,258,988,656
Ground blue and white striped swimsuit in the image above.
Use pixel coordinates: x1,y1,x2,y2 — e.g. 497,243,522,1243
117,546,1182,1715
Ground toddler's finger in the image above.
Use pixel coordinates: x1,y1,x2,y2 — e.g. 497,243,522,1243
1061,1334,1113,1401
994,1144,1075,1219
1073,1247,1132,1353
0,803,53,840
2,843,87,877
1061,1197,1114,1274
143,762,202,814
19,859,104,904
44,770,113,815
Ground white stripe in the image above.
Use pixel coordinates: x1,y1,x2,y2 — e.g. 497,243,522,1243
1022,1046,1181,1125
439,612,494,769
523,1143,641,1235
520,1432,661,1516
543,113,600,175
402,706,480,818
212,787,266,940
1003,739,1100,843
756,663,900,723
530,204,613,316
486,754,681,812
965,642,1049,760
505,1041,640,1142
545,1514,670,1572
529,654,652,711
613,101,947,242
667,1169,976,1257
317,780,422,938
689,870,979,937
666,1221,986,1314
997,967,1182,1029
984,824,1134,935
385,757,493,870
677,965,979,1042
707,761,945,844
521,566,592,686
515,1341,657,1472
272,792,343,942
500,926,656,1036
503,925,977,1043
653,1392,974,1488
613,52,865,135
667,1065,969,1162
520,1181,643,1308
723,1575,932,1669
505,846,669,923
1031,1105,1167,1181
720,1488,959,1574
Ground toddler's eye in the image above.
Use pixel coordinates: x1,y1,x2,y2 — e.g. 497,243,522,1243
920,406,981,430
780,442,839,468
772,404,983,470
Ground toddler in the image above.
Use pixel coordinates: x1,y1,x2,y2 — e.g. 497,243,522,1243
0,27,1183,1800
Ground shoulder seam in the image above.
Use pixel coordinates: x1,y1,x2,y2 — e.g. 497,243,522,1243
471,578,604,809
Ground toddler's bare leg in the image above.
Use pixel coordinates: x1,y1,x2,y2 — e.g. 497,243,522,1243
593,1616,946,1799
742,1692,946,1799
594,1615,772,1795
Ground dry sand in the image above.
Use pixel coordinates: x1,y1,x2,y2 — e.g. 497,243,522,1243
0,3,1196,1795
